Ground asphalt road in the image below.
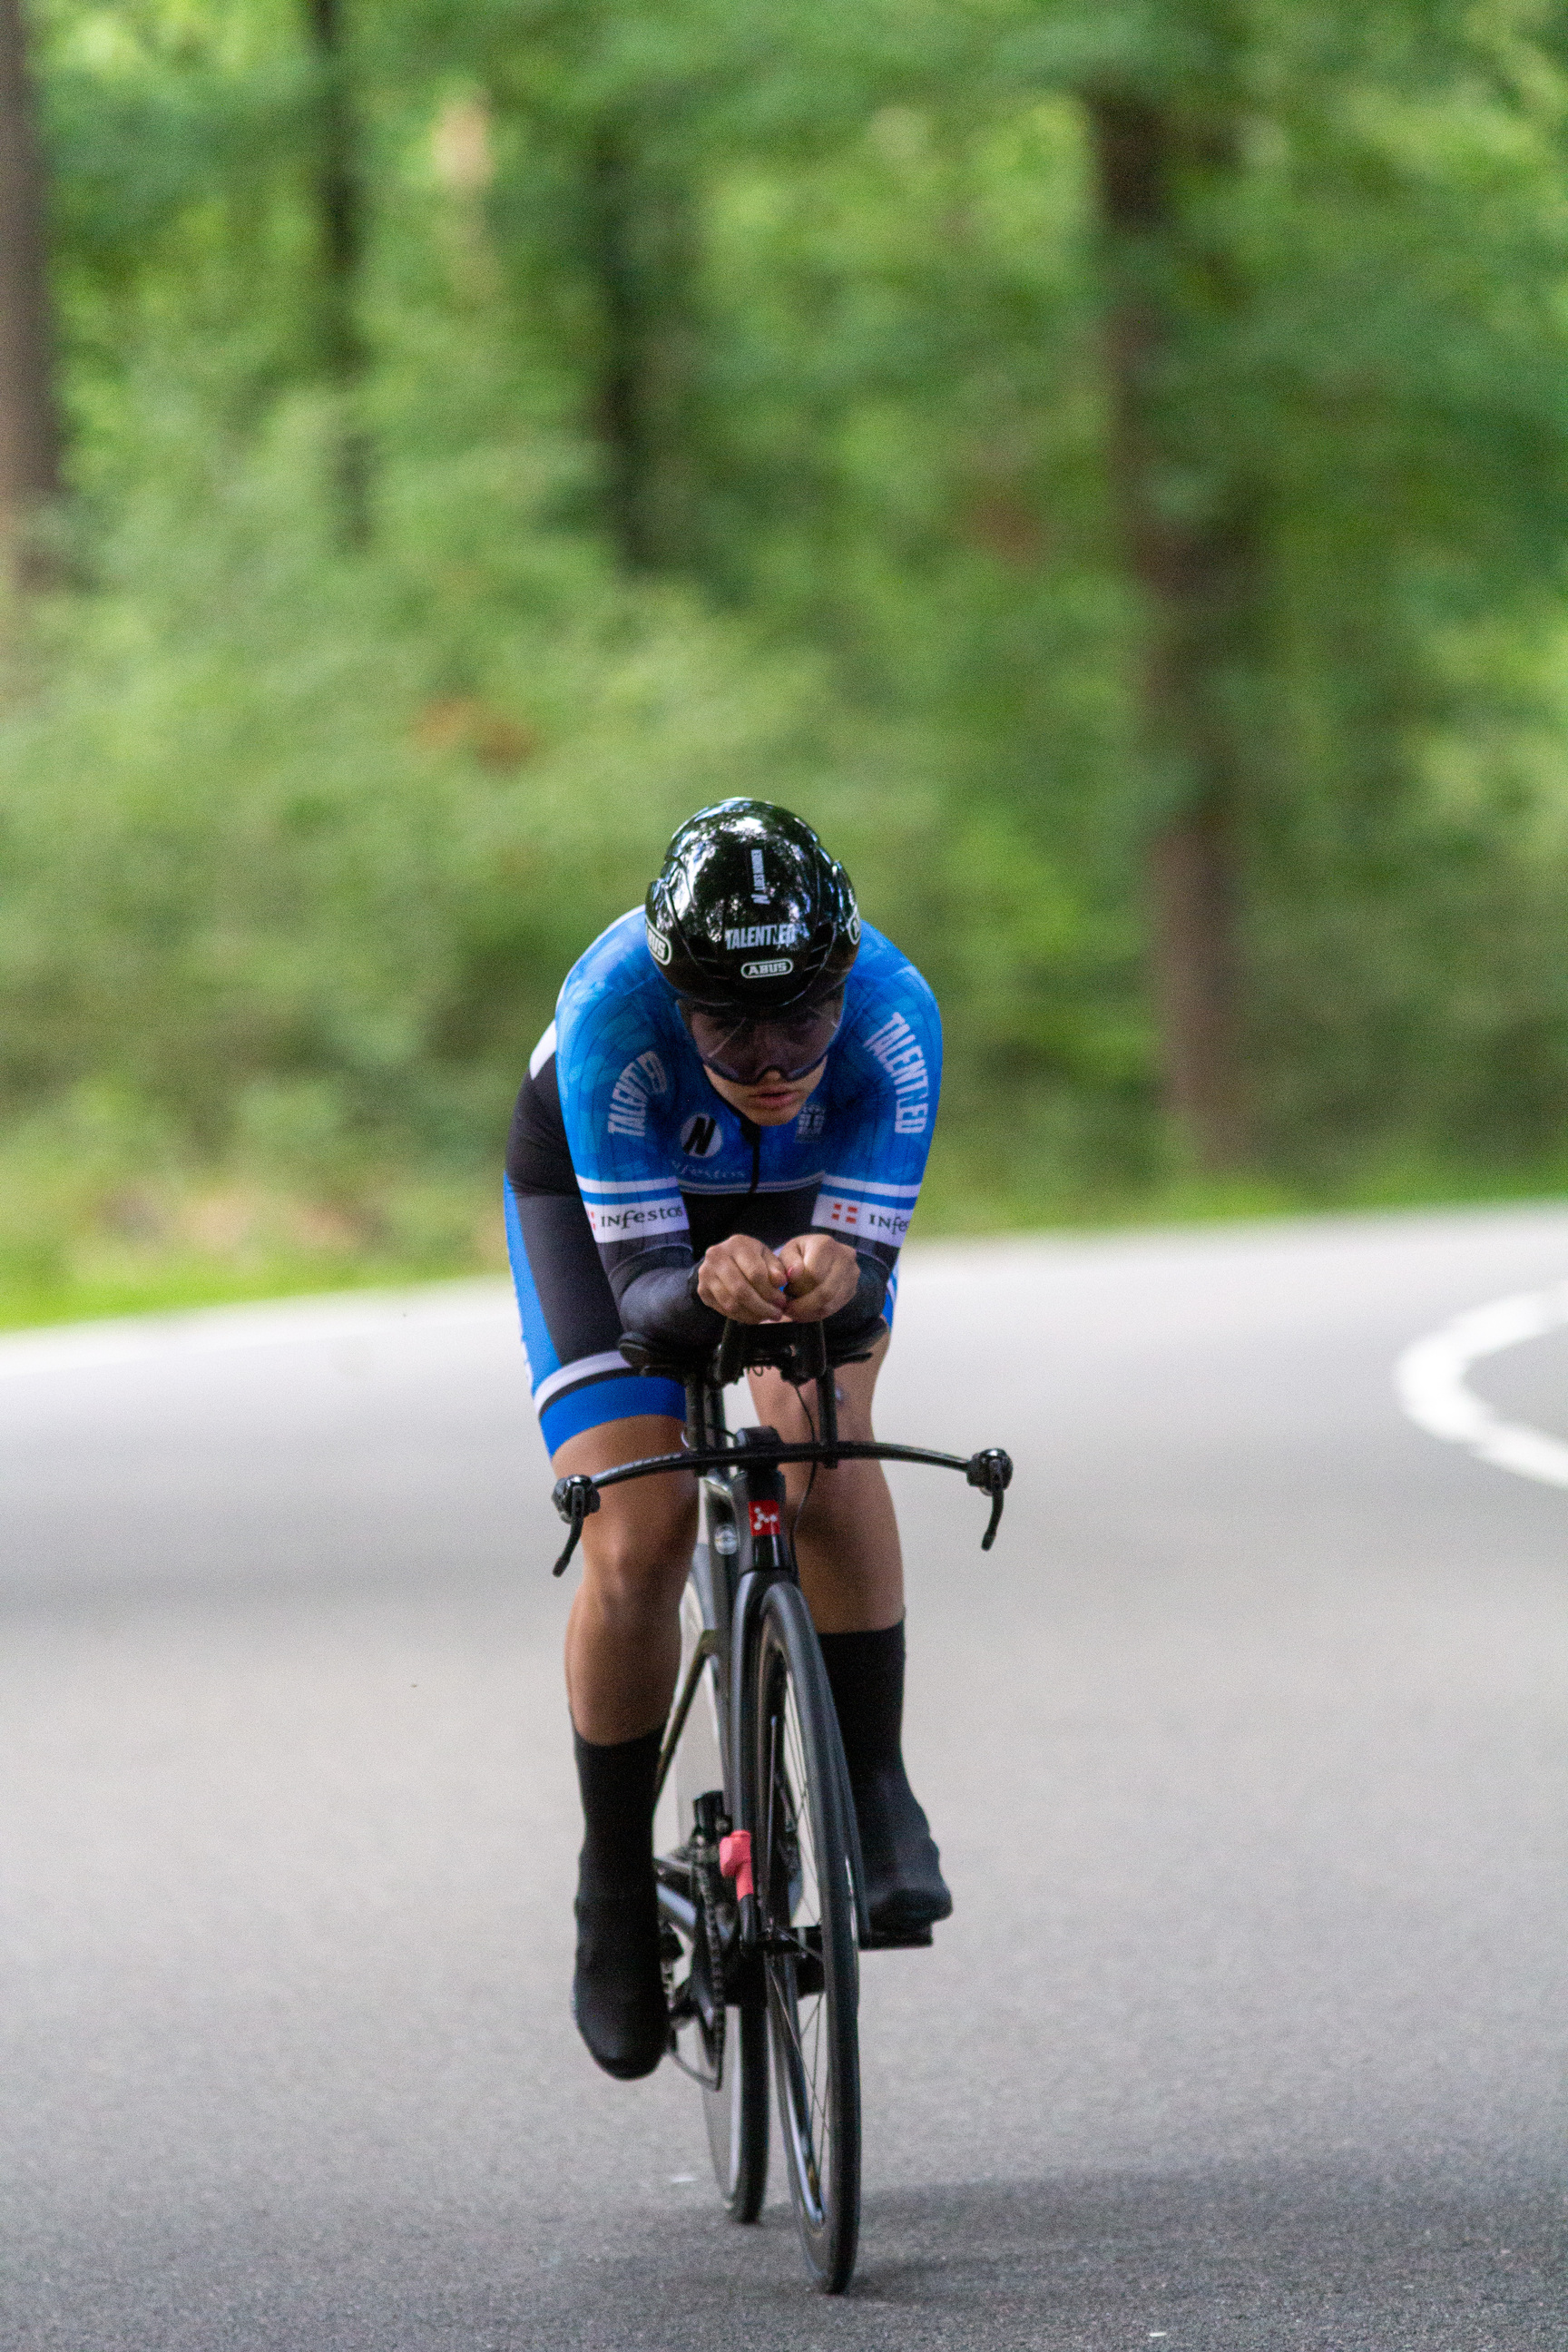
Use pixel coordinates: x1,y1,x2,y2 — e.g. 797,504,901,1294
2,1210,1564,2350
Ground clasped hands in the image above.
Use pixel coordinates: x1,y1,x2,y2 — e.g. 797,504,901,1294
695,1231,860,1325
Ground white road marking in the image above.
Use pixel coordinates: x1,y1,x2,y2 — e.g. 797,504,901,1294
1395,1278,1568,1487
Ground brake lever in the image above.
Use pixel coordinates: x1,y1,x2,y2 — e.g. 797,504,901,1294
550,1471,602,1576
965,1447,1014,1551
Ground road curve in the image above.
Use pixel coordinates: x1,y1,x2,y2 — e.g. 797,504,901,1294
2,1209,1564,2349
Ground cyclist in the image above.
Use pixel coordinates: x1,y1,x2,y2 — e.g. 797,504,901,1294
505,799,949,2081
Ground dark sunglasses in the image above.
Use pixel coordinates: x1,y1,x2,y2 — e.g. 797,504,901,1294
680,993,845,1084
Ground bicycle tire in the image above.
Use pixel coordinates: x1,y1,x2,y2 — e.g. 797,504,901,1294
747,1579,862,2291
658,1557,769,2221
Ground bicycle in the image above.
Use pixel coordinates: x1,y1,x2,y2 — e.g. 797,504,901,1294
550,1314,1013,2294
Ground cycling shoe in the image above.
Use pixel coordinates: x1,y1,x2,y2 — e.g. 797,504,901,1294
851,1764,953,1936
571,1877,668,2080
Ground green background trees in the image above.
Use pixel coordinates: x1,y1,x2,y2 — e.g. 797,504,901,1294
4,0,1568,1317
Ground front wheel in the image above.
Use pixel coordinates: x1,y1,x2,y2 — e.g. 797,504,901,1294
748,1580,862,2292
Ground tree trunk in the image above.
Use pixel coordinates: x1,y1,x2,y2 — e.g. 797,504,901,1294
1087,90,1257,1170
0,0,61,595
306,0,368,545
587,122,701,574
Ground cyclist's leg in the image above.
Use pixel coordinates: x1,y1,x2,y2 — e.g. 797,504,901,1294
556,1415,695,1742
551,1408,695,2080
746,1333,951,1936
506,1123,695,2075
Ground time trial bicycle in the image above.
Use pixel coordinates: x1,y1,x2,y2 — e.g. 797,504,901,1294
550,1314,1012,2294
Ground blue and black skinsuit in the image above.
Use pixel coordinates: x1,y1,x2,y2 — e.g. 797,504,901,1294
505,908,942,1448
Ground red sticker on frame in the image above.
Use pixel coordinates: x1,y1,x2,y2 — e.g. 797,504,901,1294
749,1500,782,1538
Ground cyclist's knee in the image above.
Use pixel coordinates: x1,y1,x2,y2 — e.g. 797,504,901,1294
580,1486,695,1612
553,1413,694,1608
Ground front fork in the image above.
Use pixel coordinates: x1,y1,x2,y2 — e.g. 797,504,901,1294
681,1447,854,1984
728,1446,791,1957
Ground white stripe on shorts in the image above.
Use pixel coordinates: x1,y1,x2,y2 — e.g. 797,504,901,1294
533,1349,632,1409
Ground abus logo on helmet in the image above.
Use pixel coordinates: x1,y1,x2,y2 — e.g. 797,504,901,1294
740,957,793,979
645,923,671,966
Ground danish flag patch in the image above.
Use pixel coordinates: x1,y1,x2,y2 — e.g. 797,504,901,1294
749,1500,782,1538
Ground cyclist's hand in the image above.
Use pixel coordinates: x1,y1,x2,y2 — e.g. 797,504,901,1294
778,1233,860,1322
696,1234,790,1323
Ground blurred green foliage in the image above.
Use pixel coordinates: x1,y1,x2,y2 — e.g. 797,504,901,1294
5,0,1568,1318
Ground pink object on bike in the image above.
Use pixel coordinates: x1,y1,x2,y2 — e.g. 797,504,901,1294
720,1830,754,1900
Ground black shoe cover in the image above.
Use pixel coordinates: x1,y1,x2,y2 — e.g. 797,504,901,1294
854,1764,953,1936
571,1875,668,2081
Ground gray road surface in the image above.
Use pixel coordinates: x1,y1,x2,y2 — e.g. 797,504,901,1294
2,1210,1565,2349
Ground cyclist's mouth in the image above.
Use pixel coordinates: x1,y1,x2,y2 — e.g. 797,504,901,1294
707,1060,828,1123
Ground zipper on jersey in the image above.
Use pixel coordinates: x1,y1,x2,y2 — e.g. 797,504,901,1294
739,1115,760,1195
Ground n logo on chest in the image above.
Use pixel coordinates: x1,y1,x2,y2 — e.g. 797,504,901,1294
680,1112,722,1160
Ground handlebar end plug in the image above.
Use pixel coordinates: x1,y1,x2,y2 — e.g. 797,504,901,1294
965,1447,1014,1552
549,1473,602,1577
965,1447,1013,1494
552,1472,602,1525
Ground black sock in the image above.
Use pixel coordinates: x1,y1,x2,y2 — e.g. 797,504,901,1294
573,1727,662,1901
818,1622,906,1794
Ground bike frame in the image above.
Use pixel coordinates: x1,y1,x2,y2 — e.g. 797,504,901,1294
548,1318,1013,1967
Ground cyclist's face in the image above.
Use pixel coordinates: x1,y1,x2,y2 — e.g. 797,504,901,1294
701,1055,829,1127
681,993,844,1086
681,991,841,1123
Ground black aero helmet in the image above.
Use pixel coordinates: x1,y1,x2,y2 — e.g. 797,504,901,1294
645,799,860,1012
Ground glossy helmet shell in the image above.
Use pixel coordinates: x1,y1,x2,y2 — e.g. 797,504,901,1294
644,799,860,1011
